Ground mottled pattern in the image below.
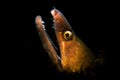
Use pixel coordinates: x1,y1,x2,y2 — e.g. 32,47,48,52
57,32,95,73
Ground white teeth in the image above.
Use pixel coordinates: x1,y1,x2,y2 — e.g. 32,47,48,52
42,21,45,24
35,15,46,30
52,26,55,29
51,18,54,22
42,25,46,30
35,15,45,24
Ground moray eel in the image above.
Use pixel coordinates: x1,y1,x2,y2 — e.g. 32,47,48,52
35,8,97,73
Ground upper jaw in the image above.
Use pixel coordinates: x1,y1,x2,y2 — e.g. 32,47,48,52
50,8,72,32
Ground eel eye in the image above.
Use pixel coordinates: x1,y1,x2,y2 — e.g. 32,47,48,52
63,31,73,40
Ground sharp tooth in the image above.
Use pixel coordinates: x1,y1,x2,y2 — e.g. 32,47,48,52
35,15,46,30
42,21,45,24
42,25,46,30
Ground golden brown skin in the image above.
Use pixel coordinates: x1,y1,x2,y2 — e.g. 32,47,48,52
51,9,95,73
35,8,96,73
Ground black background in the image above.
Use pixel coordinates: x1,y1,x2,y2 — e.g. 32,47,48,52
2,0,117,80
22,0,115,80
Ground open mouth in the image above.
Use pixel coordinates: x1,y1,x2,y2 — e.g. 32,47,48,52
35,9,62,64
35,8,74,71
35,8,97,73
35,8,73,61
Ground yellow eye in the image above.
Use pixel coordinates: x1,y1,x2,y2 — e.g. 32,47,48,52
63,31,73,40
